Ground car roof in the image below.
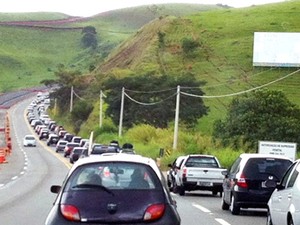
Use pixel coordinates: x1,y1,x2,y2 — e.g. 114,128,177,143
24,134,35,138
239,153,292,161
71,153,162,179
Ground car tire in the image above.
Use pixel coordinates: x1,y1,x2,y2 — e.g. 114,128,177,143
288,216,294,225
221,194,230,210
230,195,240,215
178,185,185,196
266,210,273,225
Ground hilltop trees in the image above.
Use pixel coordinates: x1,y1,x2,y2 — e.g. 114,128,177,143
103,73,208,129
81,26,98,49
213,89,300,150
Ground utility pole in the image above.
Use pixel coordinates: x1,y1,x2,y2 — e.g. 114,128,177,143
99,90,103,128
173,85,180,150
70,86,73,112
118,87,125,137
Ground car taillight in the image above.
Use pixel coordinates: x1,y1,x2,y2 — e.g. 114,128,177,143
60,205,80,221
236,173,248,189
143,204,165,221
182,167,187,179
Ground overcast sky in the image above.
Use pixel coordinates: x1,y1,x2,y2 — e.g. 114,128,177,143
0,0,286,17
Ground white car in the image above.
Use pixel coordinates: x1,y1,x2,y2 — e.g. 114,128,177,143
267,159,300,225
23,135,36,147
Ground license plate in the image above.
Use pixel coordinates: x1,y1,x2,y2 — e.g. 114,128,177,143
198,182,213,187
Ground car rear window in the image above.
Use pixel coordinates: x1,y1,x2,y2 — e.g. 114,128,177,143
185,156,219,168
243,158,292,180
65,162,161,191
91,146,118,154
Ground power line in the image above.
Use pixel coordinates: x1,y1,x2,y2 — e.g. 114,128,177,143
181,69,300,99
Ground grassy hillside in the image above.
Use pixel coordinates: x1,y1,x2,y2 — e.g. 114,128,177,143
88,1,300,136
0,4,220,93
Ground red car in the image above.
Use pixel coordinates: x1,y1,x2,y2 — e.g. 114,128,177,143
63,142,80,157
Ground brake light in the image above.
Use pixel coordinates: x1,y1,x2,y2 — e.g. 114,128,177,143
143,204,165,221
60,205,80,221
236,173,248,189
182,167,187,179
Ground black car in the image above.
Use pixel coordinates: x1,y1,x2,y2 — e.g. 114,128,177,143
45,154,181,225
222,153,292,215
69,147,88,164
47,134,59,146
39,129,49,140
90,144,119,155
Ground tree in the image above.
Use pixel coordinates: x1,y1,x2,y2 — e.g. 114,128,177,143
213,89,300,150
71,100,93,133
81,26,98,49
103,73,208,129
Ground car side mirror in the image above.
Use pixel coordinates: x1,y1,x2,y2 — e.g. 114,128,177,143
50,185,61,194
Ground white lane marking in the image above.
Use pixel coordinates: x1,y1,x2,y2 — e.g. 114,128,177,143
192,203,232,225
192,203,211,213
215,218,232,225
11,176,18,180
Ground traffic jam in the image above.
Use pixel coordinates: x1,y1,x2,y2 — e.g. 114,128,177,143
20,92,300,225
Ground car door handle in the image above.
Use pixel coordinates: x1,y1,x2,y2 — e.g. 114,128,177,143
288,194,292,200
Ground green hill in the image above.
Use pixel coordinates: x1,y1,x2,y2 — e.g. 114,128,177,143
88,1,300,135
0,3,222,92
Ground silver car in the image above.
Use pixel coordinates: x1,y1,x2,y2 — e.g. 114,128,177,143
267,159,300,225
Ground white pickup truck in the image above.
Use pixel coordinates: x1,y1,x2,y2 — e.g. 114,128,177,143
172,154,226,196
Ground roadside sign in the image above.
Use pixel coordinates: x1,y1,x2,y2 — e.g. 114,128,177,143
258,141,297,161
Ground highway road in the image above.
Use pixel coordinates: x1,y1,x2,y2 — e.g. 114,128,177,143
0,97,268,225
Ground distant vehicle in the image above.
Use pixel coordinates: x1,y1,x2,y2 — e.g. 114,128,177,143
90,144,119,155
63,133,74,142
119,149,136,154
39,129,49,140
55,140,68,153
71,136,82,144
69,147,88,164
45,154,181,225
173,154,226,196
63,142,80,157
46,134,59,146
222,153,293,215
167,156,186,192
267,159,300,225
23,135,36,147
58,130,67,139
79,138,89,147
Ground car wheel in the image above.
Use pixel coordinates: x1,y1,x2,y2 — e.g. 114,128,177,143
221,194,229,210
178,185,185,196
230,195,240,215
288,216,294,225
266,210,273,225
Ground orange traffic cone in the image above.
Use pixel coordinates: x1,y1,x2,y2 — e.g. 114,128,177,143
0,148,7,163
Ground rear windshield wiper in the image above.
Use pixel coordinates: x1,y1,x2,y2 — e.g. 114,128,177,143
72,184,114,196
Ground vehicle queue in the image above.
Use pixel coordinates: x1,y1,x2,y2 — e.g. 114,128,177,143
25,93,300,225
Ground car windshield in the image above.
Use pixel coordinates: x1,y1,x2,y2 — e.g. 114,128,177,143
64,162,160,191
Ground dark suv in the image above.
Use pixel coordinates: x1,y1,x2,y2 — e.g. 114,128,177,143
222,153,292,215
90,144,119,155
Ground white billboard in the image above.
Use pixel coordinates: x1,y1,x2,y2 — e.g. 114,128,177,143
258,141,297,161
253,32,300,67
